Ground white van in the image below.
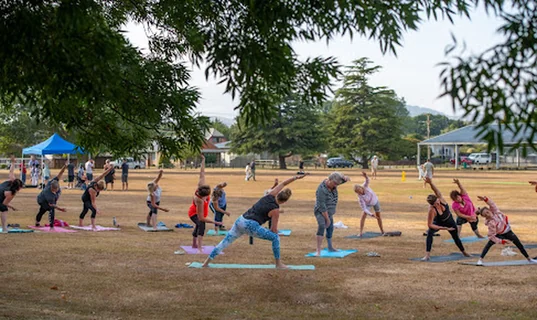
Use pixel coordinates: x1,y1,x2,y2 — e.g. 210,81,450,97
468,153,492,164
110,157,146,169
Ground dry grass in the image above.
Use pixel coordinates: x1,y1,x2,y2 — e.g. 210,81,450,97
1,168,537,319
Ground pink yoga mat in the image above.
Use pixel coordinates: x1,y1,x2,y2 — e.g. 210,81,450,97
70,225,121,231
28,226,77,233
180,246,223,255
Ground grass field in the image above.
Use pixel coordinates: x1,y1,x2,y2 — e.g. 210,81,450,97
1,168,537,319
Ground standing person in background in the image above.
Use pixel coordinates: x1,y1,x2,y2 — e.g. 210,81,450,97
314,172,350,256
67,160,75,189
370,156,379,180
250,160,256,181
298,160,305,174
42,160,51,186
244,162,251,181
85,158,94,182
121,159,129,191
76,164,86,189
19,161,27,186
1,156,23,233
103,159,115,191
30,162,39,186
423,159,434,188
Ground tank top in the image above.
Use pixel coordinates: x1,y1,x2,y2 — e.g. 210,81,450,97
433,203,452,222
81,182,100,202
242,194,279,225
0,180,11,203
188,193,209,218
147,187,162,203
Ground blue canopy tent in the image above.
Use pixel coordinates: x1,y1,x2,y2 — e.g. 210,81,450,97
22,133,84,186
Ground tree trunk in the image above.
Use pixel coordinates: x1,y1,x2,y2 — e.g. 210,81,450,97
361,155,369,169
279,154,287,169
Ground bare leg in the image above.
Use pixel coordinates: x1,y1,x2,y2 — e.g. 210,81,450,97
197,236,204,254
275,258,288,269
192,237,197,248
1,212,7,233
91,218,96,231
202,256,211,267
126,182,128,191
359,212,367,236
375,212,384,234
315,235,323,256
151,214,157,230
146,215,151,226
421,252,431,261
78,218,84,227
457,225,462,237
327,238,338,252
474,229,485,238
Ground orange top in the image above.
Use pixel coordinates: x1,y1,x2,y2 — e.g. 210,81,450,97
188,193,209,218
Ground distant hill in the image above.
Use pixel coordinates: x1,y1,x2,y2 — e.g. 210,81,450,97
208,116,235,127
405,105,457,119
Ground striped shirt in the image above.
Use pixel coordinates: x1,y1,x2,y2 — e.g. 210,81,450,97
357,176,378,216
483,198,511,244
314,180,338,216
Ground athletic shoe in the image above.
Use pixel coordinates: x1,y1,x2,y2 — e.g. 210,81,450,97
174,250,185,255
529,259,537,264
476,259,483,266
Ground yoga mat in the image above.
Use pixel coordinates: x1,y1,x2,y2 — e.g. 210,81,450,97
137,223,173,232
180,246,223,255
0,227,34,233
346,231,401,239
188,262,315,270
460,260,537,267
70,225,121,231
305,249,358,258
410,252,480,263
28,226,77,233
444,236,487,244
207,229,292,236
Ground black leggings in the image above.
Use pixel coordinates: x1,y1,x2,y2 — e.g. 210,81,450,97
79,201,97,219
426,216,465,252
456,216,479,231
480,230,529,258
36,203,55,226
190,215,206,237
147,201,159,216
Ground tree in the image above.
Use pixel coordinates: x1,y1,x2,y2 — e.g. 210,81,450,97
329,58,405,168
1,1,528,155
231,96,326,169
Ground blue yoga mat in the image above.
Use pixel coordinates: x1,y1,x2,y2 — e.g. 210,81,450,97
207,229,292,236
188,262,315,270
346,232,383,239
305,249,358,258
460,260,537,267
444,236,487,244
0,227,34,233
410,252,480,263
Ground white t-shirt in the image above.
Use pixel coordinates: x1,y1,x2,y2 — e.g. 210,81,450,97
371,158,378,168
424,162,434,176
85,161,94,174
147,186,162,202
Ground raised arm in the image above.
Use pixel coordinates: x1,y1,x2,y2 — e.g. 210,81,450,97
452,178,467,195
55,163,68,180
477,195,499,214
270,178,279,190
269,173,309,197
425,177,445,203
93,166,114,183
198,155,205,187
362,171,369,187
154,169,163,184
8,155,16,181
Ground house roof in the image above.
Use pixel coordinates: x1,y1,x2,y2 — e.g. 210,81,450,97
205,128,225,140
214,141,231,149
420,124,537,145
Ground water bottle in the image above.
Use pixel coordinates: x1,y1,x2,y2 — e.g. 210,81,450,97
113,217,117,227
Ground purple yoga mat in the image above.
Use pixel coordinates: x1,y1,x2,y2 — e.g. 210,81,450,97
28,226,77,233
70,225,121,231
180,246,223,255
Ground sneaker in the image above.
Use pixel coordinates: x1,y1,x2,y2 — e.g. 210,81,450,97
528,259,537,264
366,252,381,257
476,259,483,266
174,250,186,255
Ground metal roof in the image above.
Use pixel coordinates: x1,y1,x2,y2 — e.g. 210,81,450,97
420,124,537,145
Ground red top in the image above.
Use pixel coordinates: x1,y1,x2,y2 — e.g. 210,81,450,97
188,193,209,218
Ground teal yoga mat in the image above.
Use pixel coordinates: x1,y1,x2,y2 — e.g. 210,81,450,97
410,252,480,262
137,223,173,232
460,260,537,267
188,262,315,270
444,236,487,244
207,229,292,236
305,249,358,258
0,227,34,233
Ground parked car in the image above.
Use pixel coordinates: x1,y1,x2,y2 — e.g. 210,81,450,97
110,157,146,169
468,153,492,165
327,157,354,168
450,156,473,165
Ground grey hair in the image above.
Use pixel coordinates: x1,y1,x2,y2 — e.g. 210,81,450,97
328,172,346,185
50,180,60,190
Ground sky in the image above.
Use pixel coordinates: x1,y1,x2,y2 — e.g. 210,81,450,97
125,6,504,120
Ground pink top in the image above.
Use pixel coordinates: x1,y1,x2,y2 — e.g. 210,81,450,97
451,194,476,217
357,176,379,215
483,198,511,244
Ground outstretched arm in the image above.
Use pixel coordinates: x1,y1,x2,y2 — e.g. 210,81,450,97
93,166,113,183
55,163,68,181
453,179,467,195
425,177,445,203
8,155,16,181
154,169,163,184
198,155,205,187
477,195,499,214
270,178,279,190
362,171,369,187
269,173,309,196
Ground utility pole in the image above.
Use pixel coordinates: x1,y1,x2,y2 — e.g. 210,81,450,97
426,114,431,159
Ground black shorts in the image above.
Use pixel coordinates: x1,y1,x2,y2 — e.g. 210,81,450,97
68,175,75,182
121,174,128,183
